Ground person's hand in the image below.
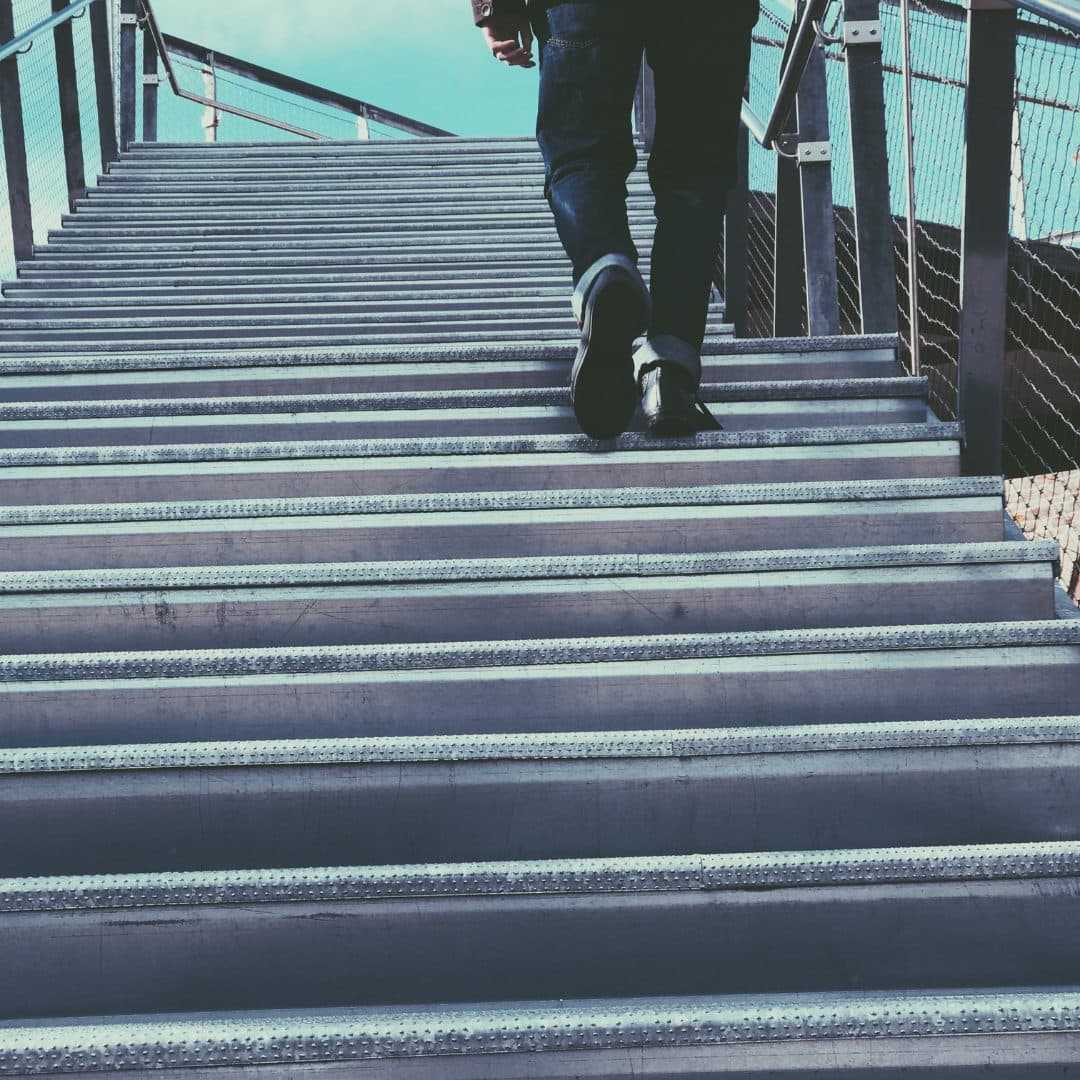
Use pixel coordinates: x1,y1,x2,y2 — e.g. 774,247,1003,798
481,15,535,68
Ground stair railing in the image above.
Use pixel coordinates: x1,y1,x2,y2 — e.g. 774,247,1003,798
0,0,115,265
125,0,454,147
0,0,454,279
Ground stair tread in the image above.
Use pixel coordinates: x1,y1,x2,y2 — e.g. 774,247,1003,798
3,620,1078,684
4,841,1080,910
1,988,1078,1076
0,540,1050,592
6,715,1079,774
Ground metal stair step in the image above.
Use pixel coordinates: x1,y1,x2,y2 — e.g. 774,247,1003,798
2,715,1076,875
1,988,1077,1077
0,478,999,569
0,426,964,505
43,224,658,249
0,540,1055,653
0,381,929,447
1,621,1076,747
3,325,738,354
65,199,651,221
0,349,901,401
0,285,591,306
1,842,1078,1019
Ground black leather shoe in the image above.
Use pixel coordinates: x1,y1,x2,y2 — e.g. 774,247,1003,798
640,362,722,438
571,267,649,440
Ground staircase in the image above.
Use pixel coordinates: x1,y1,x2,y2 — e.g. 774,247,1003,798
1,135,1078,1077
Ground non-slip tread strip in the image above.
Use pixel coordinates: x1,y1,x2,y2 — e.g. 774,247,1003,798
0,478,1001,526
4,716,1079,775
0,422,961,468
0,378,927,421
1,989,1078,1073
2,621,1078,683
2,842,1079,912
0,540,1049,593
0,333,899,375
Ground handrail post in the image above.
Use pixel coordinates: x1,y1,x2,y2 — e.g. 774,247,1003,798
0,0,33,263
957,0,1018,475
774,149,806,336
842,0,898,334
142,20,159,142
724,87,751,337
51,0,86,209
202,50,220,141
89,0,118,167
119,0,138,148
795,39,841,336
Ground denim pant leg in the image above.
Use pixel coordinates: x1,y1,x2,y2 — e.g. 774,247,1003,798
644,1,758,357
530,0,645,287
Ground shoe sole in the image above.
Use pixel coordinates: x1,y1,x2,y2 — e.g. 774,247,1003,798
570,270,647,440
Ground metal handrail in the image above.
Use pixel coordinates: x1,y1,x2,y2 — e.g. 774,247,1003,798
0,0,97,64
1010,0,1080,33
136,0,452,141
136,0,325,141
742,0,833,151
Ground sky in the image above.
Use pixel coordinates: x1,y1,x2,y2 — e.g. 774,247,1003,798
149,0,540,138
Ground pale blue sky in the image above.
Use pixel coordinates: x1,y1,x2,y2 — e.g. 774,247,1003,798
150,0,540,137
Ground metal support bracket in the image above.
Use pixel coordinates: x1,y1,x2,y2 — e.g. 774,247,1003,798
844,20,882,44
797,140,832,164
119,13,138,24
141,74,162,86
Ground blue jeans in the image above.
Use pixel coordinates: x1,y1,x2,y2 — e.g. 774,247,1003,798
529,0,758,364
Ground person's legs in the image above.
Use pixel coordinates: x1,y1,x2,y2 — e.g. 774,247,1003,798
531,0,644,287
636,0,758,434
530,0,650,438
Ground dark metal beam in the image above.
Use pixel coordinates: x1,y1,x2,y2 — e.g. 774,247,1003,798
843,0,899,334
0,0,33,263
724,105,750,337
141,22,158,142
88,0,117,167
51,0,86,209
774,150,805,337
796,42,841,337
957,2,1018,475
119,0,138,149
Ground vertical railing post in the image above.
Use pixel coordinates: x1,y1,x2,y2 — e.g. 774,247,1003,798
118,0,138,148
774,148,805,337
724,94,750,337
842,0,898,334
141,23,158,142
634,54,655,154
795,39,841,336
0,0,33,263
202,51,220,142
52,0,86,209
957,0,1017,475
89,0,118,167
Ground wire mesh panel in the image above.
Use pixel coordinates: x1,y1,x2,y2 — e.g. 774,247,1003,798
1004,15,1080,602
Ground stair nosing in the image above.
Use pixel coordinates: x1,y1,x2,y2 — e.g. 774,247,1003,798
1,988,1078,1073
5,716,1079,775
2,621,1077,684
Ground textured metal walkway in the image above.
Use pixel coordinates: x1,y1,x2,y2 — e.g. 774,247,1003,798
0,135,1078,1078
